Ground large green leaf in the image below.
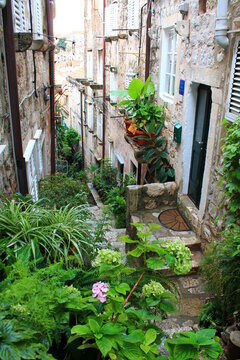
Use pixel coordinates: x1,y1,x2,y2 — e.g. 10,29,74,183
146,257,165,270
145,329,157,345
88,319,101,333
71,324,91,336
128,78,144,100
96,337,113,357
128,246,144,257
121,342,144,360
101,323,124,335
115,283,131,295
123,330,145,343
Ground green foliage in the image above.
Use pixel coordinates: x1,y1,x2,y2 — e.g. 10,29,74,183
219,117,240,223
164,328,222,360
0,261,81,359
138,122,175,183
118,75,165,129
39,174,89,209
166,240,192,275
93,249,122,267
200,225,240,325
93,159,118,200
0,197,93,266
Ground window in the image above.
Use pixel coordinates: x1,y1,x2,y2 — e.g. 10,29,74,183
110,72,117,103
226,37,240,121
87,50,93,80
128,0,139,30
115,152,124,178
160,27,177,102
97,50,103,84
12,0,28,32
87,102,93,129
33,129,45,180
32,0,43,40
82,94,86,123
199,0,206,14
97,110,103,141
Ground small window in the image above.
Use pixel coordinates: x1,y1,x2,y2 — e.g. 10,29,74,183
87,102,93,129
226,37,240,121
159,27,177,103
97,110,103,141
87,50,93,80
128,0,139,30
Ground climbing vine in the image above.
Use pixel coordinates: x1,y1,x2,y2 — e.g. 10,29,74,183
219,117,240,224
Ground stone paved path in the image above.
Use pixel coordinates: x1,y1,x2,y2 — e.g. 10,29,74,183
88,183,204,343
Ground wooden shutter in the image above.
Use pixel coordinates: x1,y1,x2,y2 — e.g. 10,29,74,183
12,0,28,32
87,51,93,79
33,0,43,40
34,129,44,180
128,0,139,30
97,111,103,141
105,6,110,36
125,73,136,89
87,103,93,129
24,139,39,201
97,50,103,84
110,72,117,103
227,40,240,120
109,2,118,36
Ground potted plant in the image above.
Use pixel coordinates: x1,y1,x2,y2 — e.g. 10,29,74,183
115,75,165,145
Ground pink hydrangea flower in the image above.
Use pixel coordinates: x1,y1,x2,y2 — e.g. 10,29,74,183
92,281,109,303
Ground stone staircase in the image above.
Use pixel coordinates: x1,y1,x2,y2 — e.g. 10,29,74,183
125,182,208,320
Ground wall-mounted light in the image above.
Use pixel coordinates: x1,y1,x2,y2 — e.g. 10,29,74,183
44,85,50,102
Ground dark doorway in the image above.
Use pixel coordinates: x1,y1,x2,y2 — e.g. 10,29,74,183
188,84,212,208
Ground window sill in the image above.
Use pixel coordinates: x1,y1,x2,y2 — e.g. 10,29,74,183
159,93,174,105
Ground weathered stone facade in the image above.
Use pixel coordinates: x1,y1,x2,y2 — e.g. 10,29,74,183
0,1,53,196
149,0,240,241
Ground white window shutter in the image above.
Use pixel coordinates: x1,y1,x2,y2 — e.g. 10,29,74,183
128,0,139,30
110,72,117,103
226,39,240,121
105,6,110,36
109,2,118,36
12,0,28,32
87,51,93,80
33,0,43,40
34,129,44,180
87,103,93,129
97,111,103,141
24,139,39,201
125,73,136,89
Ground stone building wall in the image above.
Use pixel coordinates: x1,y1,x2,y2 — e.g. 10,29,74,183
149,0,240,241
0,0,52,196
0,14,16,194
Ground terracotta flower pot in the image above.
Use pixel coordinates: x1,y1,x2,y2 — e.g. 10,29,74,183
134,129,155,146
124,119,134,137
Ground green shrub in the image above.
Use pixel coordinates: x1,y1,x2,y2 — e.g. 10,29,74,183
39,174,89,209
201,225,240,325
93,159,118,200
0,261,81,359
0,197,93,266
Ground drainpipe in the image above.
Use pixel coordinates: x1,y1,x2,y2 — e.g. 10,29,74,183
80,90,85,169
46,0,56,174
2,1,28,195
215,0,229,49
145,0,152,80
102,0,106,161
